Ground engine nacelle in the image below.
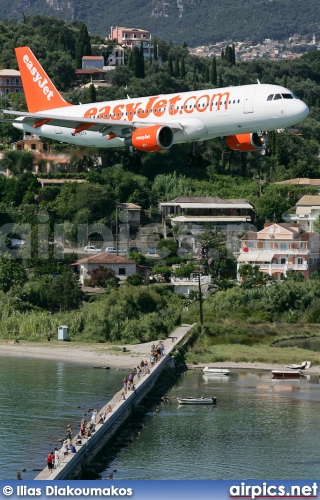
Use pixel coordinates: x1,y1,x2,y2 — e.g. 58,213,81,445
125,125,174,152
226,132,266,152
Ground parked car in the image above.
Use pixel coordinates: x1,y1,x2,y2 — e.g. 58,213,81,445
84,245,101,253
146,246,158,255
105,246,124,254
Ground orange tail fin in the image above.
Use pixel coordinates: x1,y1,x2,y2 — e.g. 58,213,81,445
15,47,73,113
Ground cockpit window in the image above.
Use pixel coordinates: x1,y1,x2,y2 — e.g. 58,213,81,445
290,92,298,99
267,94,274,101
274,94,282,100
282,93,293,99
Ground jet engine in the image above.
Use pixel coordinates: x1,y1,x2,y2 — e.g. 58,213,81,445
124,125,174,152
226,132,266,152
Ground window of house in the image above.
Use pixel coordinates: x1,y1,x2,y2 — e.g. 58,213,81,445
119,268,126,275
5,78,10,85
15,89,20,93
43,143,48,151
280,242,288,249
297,258,303,265
31,144,36,150
5,89,9,94
280,258,286,264
15,79,20,85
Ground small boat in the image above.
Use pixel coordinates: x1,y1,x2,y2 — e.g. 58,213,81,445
286,360,312,370
202,367,230,375
177,396,217,405
271,370,303,379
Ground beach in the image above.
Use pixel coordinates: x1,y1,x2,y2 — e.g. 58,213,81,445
0,339,163,368
1,339,319,373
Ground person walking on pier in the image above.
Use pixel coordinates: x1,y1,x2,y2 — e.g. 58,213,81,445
123,377,128,393
62,440,68,457
54,448,60,469
46,452,54,474
91,409,97,426
80,418,85,437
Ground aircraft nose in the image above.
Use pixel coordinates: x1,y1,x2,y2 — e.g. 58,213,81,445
296,100,309,122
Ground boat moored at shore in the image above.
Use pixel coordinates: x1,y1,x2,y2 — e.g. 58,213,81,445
272,370,303,379
177,396,217,404
202,367,230,375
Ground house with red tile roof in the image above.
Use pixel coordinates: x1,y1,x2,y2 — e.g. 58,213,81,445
71,253,137,284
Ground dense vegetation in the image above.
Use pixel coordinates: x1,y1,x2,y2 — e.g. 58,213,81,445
0,0,319,46
0,16,320,352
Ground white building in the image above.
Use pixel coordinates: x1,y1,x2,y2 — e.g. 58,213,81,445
283,195,320,232
71,253,137,284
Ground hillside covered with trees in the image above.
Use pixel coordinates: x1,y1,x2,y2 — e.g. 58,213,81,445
0,16,319,348
0,0,319,46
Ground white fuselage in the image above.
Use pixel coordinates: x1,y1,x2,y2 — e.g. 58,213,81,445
13,83,309,148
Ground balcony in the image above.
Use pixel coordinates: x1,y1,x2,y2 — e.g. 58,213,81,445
258,263,308,271
246,248,309,255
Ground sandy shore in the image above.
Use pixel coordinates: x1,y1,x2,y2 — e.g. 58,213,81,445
1,339,319,373
0,340,163,368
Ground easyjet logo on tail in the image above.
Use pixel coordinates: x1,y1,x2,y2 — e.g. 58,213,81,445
22,54,54,101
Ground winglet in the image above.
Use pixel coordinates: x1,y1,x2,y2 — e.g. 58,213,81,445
15,47,73,113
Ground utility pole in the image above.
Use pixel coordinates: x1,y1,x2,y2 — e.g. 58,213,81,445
116,206,119,256
198,270,203,331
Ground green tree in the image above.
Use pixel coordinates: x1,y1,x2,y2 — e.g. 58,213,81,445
88,83,96,103
196,228,236,279
0,254,27,292
168,54,174,76
75,22,92,68
210,57,217,87
254,194,289,222
157,239,178,258
46,269,83,311
1,151,34,176
174,57,180,78
125,273,144,286
153,38,158,61
313,214,320,234
180,58,186,79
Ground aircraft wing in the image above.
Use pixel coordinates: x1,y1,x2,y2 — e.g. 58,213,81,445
0,109,183,137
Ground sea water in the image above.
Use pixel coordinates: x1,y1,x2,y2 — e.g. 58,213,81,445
2,359,320,481
99,370,320,480
0,357,125,480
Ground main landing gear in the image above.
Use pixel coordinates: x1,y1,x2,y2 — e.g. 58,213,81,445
185,142,204,166
122,146,141,167
260,148,271,157
122,154,141,167
185,153,203,166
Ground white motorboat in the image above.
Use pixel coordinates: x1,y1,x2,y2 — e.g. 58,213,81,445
285,360,312,370
202,367,230,375
177,396,217,405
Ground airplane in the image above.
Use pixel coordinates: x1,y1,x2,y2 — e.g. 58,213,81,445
0,46,309,167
